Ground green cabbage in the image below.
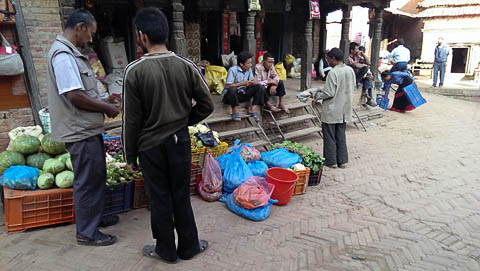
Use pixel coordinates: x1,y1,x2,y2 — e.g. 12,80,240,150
26,153,52,169
66,157,73,171
41,133,66,155
12,135,41,155
0,151,25,175
56,153,70,164
37,173,55,189
55,171,74,188
43,158,65,175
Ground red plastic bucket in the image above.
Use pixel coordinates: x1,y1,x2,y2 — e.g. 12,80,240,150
266,168,298,205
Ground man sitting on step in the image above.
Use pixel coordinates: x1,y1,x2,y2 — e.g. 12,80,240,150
254,52,290,114
222,51,265,122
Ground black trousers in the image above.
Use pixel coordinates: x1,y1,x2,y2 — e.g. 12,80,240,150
263,80,286,104
66,135,106,240
352,66,368,84
222,85,266,107
139,127,200,261
322,123,348,166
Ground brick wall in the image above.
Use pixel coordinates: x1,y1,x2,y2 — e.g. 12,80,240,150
20,0,63,106
0,108,35,151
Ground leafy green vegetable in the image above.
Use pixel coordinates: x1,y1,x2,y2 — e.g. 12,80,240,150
56,153,70,164
270,141,325,172
55,170,74,188
66,157,73,171
43,158,65,175
0,151,26,175
38,173,55,189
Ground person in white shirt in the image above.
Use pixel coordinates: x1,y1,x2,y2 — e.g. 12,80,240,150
387,39,410,73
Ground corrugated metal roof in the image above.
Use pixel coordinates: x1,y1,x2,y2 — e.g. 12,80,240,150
417,5,480,17
418,0,480,8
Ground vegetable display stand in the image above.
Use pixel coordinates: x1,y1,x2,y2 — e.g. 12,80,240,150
203,142,228,166
3,187,75,233
293,168,310,195
190,164,203,195
133,179,149,209
103,180,133,216
308,168,323,186
191,147,206,166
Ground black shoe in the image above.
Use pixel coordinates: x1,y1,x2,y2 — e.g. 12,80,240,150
142,245,178,264
99,215,119,228
178,240,209,260
77,232,117,246
366,100,377,107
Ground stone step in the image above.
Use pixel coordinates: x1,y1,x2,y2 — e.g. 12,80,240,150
205,114,251,124
270,114,317,126
277,127,322,140
218,127,260,138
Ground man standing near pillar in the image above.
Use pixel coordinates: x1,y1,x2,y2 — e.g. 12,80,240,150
433,37,450,88
297,48,355,169
47,9,120,246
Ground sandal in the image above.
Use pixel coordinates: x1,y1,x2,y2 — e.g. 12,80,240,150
231,113,241,121
142,245,178,264
179,240,209,260
248,111,260,122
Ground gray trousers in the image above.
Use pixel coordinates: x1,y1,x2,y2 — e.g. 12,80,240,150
322,123,348,166
66,135,106,240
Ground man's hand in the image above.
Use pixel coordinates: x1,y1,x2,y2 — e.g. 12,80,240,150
106,104,120,118
268,79,278,85
247,79,256,86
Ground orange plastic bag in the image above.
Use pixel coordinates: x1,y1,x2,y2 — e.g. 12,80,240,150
233,176,274,210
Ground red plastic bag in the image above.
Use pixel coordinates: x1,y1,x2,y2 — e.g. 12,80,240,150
200,152,222,194
198,182,222,202
233,176,274,209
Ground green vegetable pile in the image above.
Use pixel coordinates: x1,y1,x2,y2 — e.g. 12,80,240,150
270,141,325,172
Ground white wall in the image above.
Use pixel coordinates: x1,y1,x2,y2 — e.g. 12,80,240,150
326,7,370,50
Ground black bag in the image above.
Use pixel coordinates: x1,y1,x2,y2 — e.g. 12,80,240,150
195,131,218,147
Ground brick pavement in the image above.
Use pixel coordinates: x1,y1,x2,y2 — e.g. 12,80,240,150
0,92,480,271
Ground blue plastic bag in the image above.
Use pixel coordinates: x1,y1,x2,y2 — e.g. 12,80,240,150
215,153,231,172
0,165,39,190
261,148,301,168
248,160,269,177
223,140,253,193
222,193,277,221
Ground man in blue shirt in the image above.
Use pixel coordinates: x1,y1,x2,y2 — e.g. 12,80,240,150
433,37,450,87
222,51,265,121
387,39,410,73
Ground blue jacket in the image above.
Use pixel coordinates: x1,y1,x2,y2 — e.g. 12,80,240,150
434,45,449,63
384,72,414,92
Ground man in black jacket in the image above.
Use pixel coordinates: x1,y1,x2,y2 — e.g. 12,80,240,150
122,7,213,264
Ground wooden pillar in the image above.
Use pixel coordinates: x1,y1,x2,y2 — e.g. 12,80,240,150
318,12,327,58
370,7,384,82
243,11,257,67
301,19,313,91
170,0,187,57
339,5,352,64
13,0,42,125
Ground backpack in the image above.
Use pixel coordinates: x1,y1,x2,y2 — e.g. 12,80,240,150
0,0,16,24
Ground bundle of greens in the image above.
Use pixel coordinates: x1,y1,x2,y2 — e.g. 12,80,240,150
270,141,325,172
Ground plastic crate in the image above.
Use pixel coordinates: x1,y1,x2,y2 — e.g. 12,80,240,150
404,83,426,108
308,168,323,186
204,142,228,165
191,147,206,166
132,179,149,209
3,187,75,233
376,94,389,110
103,181,133,216
293,168,310,195
190,164,203,195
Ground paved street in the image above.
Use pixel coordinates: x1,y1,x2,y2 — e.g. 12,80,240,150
1,92,480,271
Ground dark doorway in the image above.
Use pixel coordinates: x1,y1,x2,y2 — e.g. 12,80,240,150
262,13,284,61
200,11,222,65
451,48,468,73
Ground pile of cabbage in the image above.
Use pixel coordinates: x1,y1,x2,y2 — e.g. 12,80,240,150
188,124,220,150
0,126,73,190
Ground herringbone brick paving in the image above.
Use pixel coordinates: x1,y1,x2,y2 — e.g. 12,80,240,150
0,92,479,270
